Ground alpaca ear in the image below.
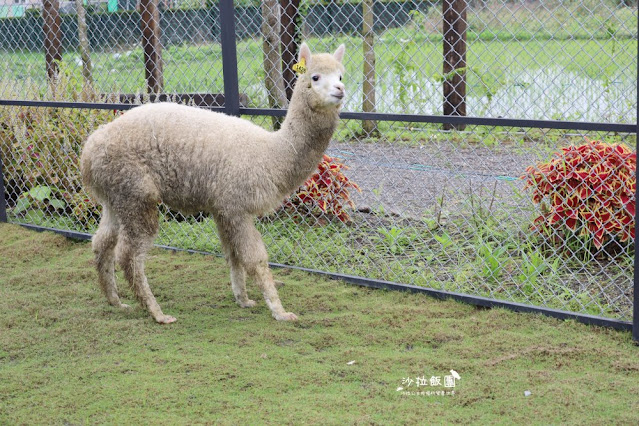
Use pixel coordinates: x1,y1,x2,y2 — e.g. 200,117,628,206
333,44,345,63
298,43,312,68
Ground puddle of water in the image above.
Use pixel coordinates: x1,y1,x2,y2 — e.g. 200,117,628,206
344,67,636,123
247,67,636,124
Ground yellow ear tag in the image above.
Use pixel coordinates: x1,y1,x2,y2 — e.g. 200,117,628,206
293,57,307,75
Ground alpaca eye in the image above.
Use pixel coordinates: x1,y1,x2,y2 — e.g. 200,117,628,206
312,75,320,82
339,75,342,81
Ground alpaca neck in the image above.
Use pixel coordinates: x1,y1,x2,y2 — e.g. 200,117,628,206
273,88,340,191
280,88,340,152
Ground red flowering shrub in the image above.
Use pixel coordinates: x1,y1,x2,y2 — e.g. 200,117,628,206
523,139,635,252
284,154,360,223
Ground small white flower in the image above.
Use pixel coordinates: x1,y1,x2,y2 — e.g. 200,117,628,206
450,370,461,380
346,360,356,365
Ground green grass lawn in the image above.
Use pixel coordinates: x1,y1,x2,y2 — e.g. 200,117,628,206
1,223,638,424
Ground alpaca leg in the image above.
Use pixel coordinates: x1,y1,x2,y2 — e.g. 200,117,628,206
117,204,176,324
220,215,297,321
253,260,297,321
118,231,176,324
92,204,127,308
216,216,256,308
230,259,256,308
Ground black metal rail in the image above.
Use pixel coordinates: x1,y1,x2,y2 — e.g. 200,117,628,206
219,0,240,117
1,99,635,134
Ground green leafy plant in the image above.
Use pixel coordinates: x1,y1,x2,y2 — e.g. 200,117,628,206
0,64,115,230
13,185,66,215
433,232,454,249
523,139,635,254
476,236,509,281
283,154,360,223
517,248,557,289
373,226,416,256
61,191,101,229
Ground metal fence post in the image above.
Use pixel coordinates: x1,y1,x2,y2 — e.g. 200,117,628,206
219,0,240,117
0,155,7,223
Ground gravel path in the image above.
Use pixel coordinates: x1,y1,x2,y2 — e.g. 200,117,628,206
326,139,543,220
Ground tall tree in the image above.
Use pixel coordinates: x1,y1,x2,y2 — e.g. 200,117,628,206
362,0,378,135
75,0,94,99
262,0,288,129
42,0,62,86
279,0,301,101
140,0,164,94
442,0,467,130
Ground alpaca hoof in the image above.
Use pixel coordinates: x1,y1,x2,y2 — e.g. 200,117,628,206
154,314,177,324
238,299,257,308
275,312,298,321
108,299,130,309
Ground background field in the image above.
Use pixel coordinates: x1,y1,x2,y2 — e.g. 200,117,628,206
2,0,637,121
1,224,638,424
4,35,637,122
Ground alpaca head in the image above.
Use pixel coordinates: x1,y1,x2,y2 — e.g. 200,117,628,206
295,43,346,111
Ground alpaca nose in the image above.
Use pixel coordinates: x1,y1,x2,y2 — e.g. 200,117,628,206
334,83,345,95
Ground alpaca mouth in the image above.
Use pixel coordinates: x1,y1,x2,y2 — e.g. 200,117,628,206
332,93,345,100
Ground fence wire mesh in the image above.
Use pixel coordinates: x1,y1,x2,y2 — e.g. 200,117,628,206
0,0,636,322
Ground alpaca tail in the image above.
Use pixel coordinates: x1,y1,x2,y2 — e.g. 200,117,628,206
80,138,95,191
80,130,105,200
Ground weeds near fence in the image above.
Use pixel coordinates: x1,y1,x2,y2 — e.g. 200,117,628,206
11,193,629,320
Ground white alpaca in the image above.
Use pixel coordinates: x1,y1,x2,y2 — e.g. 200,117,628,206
80,43,346,323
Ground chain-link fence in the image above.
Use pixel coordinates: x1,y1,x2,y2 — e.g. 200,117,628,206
0,0,636,329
